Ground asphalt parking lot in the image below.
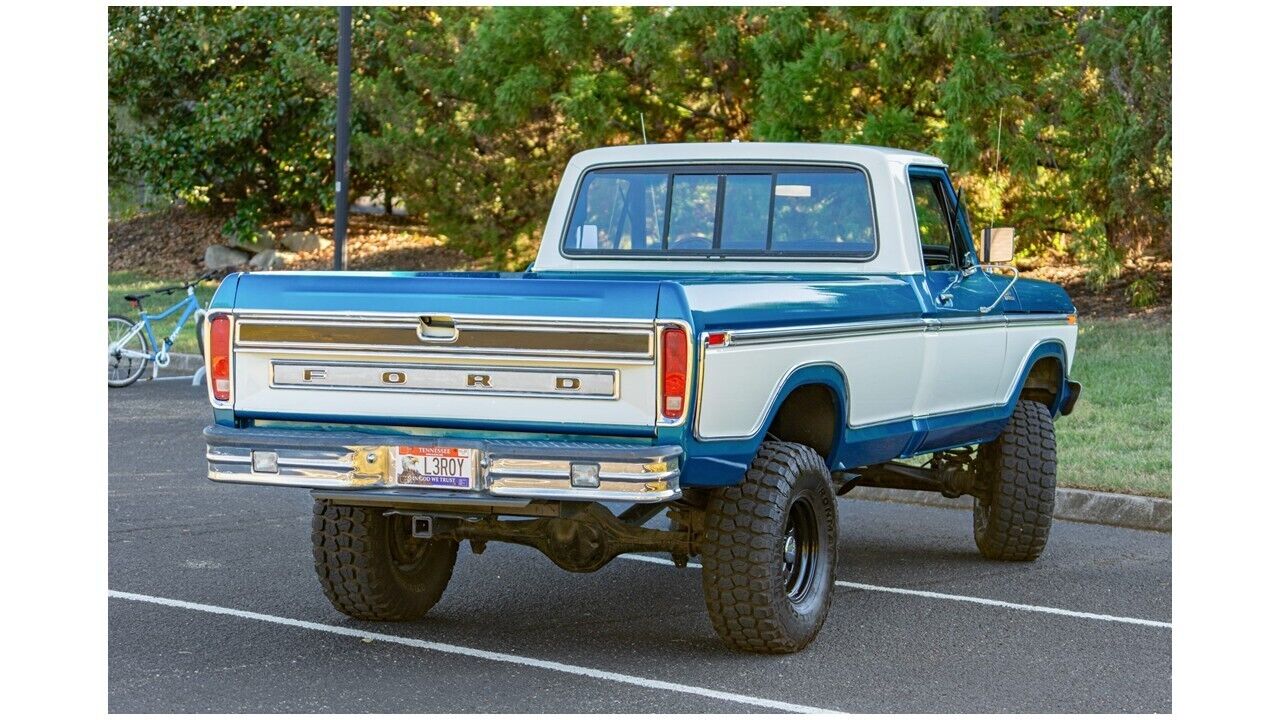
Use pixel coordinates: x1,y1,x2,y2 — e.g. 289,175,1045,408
109,380,1171,713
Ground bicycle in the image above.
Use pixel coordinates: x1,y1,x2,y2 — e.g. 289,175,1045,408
107,271,217,388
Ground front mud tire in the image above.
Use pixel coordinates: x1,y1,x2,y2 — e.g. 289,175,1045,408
699,441,838,654
311,501,458,621
972,400,1058,561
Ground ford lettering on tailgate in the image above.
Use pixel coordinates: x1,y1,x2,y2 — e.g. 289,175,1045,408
271,360,618,398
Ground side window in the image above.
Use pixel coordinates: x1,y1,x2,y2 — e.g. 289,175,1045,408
910,175,957,270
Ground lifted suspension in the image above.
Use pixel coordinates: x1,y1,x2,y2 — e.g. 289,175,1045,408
837,447,984,499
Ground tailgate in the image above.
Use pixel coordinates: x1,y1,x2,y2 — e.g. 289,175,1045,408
225,272,664,433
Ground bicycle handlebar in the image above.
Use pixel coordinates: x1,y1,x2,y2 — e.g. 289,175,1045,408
152,271,219,296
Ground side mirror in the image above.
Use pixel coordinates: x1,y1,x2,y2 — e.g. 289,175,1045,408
981,227,1016,264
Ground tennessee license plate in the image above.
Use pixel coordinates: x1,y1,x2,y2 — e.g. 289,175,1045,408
394,446,477,490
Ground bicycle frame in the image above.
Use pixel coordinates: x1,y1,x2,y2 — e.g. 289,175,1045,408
110,286,206,368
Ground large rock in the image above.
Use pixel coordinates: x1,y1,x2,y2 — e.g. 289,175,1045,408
204,245,251,270
279,231,327,253
248,248,295,271
222,227,275,253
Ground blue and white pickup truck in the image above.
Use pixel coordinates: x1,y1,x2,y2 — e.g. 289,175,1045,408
202,143,1081,653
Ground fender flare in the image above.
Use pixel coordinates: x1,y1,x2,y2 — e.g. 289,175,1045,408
750,362,850,461
683,362,850,484
1006,340,1071,416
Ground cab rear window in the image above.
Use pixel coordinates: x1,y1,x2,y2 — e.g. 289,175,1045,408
562,165,876,259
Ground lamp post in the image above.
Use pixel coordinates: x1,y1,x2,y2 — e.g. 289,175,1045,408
333,6,352,270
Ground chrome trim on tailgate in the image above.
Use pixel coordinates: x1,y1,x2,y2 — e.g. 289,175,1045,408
234,313,655,359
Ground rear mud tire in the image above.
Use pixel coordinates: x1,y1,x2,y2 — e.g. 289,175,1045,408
699,441,838,654
311,501,458,621
972,400,1057,561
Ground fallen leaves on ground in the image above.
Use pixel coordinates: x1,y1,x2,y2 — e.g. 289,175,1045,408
108,207,222,278
1023,257,1171,320
108,208,472,279
109,208,1169,318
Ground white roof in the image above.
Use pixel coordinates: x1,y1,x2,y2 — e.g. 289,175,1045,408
567,141,946,169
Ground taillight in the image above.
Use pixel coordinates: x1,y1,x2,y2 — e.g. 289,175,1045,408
209,314,232,402
660,326,688,420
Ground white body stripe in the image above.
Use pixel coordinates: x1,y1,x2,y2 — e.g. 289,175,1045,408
698,331,926,438
696,320,1078,440
914,322,1008,417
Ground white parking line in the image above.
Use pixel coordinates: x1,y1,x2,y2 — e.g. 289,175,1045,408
618,554,1172,629
108,589,839,715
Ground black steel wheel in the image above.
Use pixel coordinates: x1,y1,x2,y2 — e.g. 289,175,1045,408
782,497,821,604
700,441,838,654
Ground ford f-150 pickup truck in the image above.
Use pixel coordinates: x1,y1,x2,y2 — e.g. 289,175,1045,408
202,142,1081,653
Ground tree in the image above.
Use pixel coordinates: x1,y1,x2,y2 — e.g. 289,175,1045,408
109,7,345,241
109,6,1171,276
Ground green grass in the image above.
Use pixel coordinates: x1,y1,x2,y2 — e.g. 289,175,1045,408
108,271,218,355
1056,316,1171,497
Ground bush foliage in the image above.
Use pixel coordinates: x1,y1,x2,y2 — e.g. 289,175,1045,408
109,6,1171,271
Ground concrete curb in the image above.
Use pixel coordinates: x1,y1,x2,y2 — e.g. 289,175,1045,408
147,352,204,378
846,486,1171,532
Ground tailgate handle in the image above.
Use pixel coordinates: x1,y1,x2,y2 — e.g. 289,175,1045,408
417,315,459,342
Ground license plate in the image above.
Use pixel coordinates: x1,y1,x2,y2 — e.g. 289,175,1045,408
394,446,476,490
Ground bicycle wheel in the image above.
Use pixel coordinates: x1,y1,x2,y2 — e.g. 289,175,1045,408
108,315,150,388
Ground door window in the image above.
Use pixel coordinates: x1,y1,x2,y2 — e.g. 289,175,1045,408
910,175,959,270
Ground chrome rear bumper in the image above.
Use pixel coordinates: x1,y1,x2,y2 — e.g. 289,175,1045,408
204,425,681,503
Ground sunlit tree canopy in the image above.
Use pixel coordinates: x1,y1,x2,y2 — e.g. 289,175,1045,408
109,6,1171,275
